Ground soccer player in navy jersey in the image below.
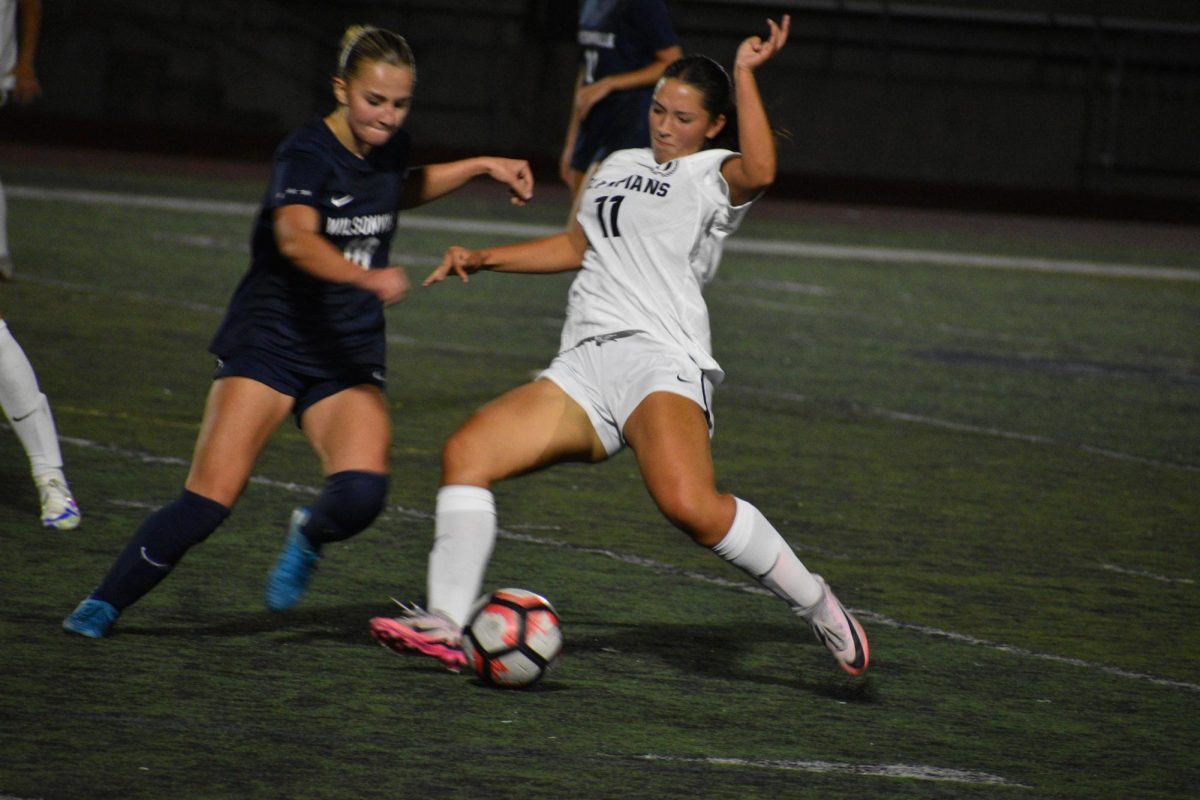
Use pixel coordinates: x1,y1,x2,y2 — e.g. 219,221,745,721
559,0,682,217
62,24,535,638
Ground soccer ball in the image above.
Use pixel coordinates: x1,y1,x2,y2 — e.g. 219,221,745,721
461,588,562,689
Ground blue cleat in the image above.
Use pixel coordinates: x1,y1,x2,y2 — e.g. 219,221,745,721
265,507,320,611
63,598,119,638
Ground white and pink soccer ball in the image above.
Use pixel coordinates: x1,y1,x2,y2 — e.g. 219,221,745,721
462,588,563,689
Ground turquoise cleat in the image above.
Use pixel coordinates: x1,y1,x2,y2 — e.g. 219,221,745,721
63,598,119,638
265,507,320,611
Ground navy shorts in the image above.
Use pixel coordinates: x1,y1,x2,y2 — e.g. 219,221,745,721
213,350,386,428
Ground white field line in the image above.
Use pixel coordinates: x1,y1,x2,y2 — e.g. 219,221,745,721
722,238,1200,281
11,184,1200,281
727,387,1200,473
634,754,1030,787
33,431,1197,695
1097,562,1195,585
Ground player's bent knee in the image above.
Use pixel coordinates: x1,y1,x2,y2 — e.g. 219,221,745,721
309,470,389,544
655,490,733,547
441,432,497,485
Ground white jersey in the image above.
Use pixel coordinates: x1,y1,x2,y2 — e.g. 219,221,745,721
561,147,754,385
0,0,17,91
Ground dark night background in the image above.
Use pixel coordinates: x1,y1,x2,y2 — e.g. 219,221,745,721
5,0,1199,220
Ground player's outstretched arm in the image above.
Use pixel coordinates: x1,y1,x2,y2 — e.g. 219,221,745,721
424,223,588,286
401,157,534,209
721,15,790,207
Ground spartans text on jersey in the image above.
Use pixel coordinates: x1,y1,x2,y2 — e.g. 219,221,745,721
586,172,671,197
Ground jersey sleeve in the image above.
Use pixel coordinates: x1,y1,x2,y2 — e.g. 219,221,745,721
693,149,754,234
265,143,332,212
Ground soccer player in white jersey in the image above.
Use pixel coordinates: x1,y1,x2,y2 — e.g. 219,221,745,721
0,0,42,280
0,0,79,529
371,15,869,678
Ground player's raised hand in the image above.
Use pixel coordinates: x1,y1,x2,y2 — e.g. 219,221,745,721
424,245,480,286
357,265,410,306
484,157,535,206
735,15,790,72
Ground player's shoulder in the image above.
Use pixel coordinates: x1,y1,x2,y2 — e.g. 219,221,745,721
679,147,739,173
274,117,336,162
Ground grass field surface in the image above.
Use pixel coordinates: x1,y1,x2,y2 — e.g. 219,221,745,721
0,148,1197,799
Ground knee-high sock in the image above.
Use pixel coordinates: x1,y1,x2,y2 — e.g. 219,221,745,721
427,485,497,627
0,320,64,476
91,490,231,610
711,497,823,612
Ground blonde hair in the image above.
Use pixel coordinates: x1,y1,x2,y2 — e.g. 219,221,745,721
336,25,416,82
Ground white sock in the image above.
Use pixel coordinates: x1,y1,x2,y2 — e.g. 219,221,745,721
0,176,9,257
711,497,824,612
0,321,64,476
427,485,498,627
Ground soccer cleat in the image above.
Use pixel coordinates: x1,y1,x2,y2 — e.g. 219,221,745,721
63,598,119,638
369,602,467,672
804,575,869,676
36,471,81,530
264,507,319,611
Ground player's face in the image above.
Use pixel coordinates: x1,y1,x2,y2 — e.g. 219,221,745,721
648,78,726,163
333,61,415,156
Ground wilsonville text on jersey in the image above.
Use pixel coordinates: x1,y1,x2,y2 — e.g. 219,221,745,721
325,212,396,237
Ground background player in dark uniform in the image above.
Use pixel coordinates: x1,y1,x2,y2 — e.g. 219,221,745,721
559,0,681,217
62,24,534,638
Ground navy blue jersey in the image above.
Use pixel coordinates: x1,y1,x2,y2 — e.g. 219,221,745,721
572,0,678,169
209,117,410,375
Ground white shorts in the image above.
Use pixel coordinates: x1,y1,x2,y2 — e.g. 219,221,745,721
539,330,715,457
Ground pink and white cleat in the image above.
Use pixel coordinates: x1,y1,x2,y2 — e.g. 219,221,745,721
369,602,467,672
804,575,869,676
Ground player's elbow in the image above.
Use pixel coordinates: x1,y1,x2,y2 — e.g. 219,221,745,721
747,172,775,196
275,231,308,264
744,158,776,191
731,170,774,205
728,156,775,202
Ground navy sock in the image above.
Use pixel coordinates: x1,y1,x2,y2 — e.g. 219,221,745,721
301,470,388,548
91,490,230,611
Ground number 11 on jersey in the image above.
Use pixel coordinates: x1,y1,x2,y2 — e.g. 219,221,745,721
594,194,624,238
